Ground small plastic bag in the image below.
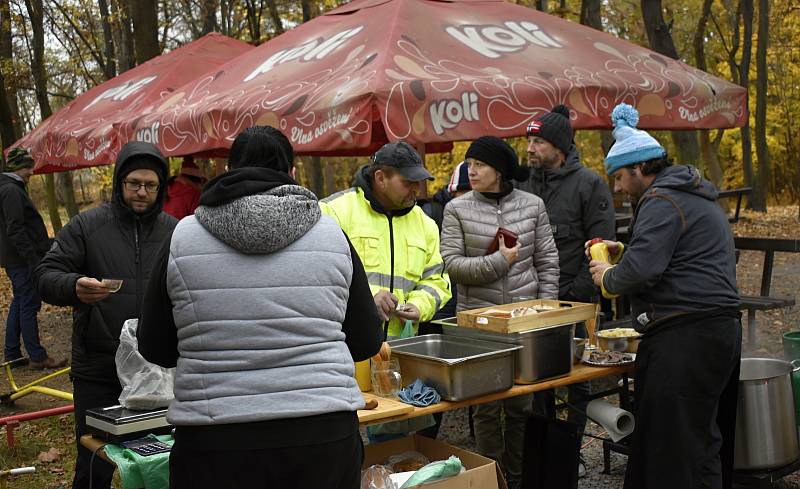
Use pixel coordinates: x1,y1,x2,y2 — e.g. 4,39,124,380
361,464,395,489
400,319,415,339
116,319,175,410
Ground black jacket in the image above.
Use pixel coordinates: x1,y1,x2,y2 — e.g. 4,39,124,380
35,142,177,384
603,165,740,331
516,146,615,301
417,186,451,232
0,173,51,268
418,186,457,319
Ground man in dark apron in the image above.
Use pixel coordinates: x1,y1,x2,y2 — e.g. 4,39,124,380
589,103,741,489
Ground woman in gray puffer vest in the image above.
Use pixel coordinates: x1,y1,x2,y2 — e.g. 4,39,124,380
137,126,382,489
441,136,559,488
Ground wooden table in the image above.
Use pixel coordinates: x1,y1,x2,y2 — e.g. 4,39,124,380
82,363,632,461
358,363,633,426
734,236,800,345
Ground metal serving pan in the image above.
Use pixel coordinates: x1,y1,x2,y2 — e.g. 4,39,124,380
434,317,575,384
387,334,522,401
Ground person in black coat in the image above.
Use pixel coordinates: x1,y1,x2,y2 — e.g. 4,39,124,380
0,148,65,368
517,105,615,479
35,141,177,489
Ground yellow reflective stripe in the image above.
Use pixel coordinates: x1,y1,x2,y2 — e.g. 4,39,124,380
320,187,356,203
366,272,416,294
415,285,443,310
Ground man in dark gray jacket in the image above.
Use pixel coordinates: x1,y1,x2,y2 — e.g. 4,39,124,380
0,148,65,368
590,103,740,489
35,141,177,489
518,105,615,476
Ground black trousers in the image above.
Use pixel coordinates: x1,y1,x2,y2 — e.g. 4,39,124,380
72,378,122,489
623,314,741,489
169,428,364,489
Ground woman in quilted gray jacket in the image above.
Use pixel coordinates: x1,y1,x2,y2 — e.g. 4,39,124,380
441,136,559,488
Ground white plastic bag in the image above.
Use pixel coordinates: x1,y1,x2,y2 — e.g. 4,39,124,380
116,319,175,410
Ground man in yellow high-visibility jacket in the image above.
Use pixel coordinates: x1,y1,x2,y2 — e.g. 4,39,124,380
320,141,451,340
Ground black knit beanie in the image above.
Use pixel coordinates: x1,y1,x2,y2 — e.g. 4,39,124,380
526,104,573,156
120,157,166,183
465,136,529,182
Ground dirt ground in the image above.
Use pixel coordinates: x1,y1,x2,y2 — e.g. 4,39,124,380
0,205,798,488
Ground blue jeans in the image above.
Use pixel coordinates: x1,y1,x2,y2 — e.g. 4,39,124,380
4,266,47,362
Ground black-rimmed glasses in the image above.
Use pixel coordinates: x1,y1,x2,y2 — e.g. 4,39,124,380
123,180,160,194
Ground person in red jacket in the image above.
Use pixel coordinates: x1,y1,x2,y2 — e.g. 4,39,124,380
163,157,205,219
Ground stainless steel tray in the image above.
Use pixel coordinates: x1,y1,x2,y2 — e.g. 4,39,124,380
435,317,575,384
387,334,522,401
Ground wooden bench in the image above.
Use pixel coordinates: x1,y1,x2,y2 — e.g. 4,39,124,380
717,187,751,223
734,237,799,346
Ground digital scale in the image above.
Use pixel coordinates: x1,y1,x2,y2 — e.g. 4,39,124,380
85,405,172,442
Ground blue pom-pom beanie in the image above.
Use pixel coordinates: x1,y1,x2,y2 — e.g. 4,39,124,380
604,103,666,175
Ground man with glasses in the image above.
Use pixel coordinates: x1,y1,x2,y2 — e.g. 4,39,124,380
35,141,177,489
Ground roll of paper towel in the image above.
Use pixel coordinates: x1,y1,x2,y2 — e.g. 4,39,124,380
586,399,635,442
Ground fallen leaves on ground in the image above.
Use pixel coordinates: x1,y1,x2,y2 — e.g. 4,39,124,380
36,447,62,463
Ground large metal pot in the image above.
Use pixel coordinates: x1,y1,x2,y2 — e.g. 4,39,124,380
734,358,800,470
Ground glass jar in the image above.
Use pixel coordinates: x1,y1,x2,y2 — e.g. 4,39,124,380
370,358,402,397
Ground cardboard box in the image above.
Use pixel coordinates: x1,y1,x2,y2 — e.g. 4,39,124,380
363,435,507,489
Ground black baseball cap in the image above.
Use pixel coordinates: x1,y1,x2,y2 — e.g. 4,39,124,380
371,141,433,181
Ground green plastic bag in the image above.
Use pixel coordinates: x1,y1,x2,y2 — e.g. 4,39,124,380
104,434,172,489
400,319,415,339
399,456,464,488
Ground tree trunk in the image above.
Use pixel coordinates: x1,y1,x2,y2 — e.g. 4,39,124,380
300,0,312,22
58,173,80,217
44,175,62,232
0,0,22,147
640,0,700,166
307,156,324,197
24,0,65,230
113,0,135,72
693,0,723,186
0,72,16,152
324,159,335,197
579,0,615,168
265,0,283,35
200,0,218,36
160,0,170,51
98,0,117,80
580,0,601,28
244,0,262,41
739,0,755,204
24,0,52,127
130,0,160,63
77,171,87,203
219,0,229,36
533,0,547,11
750,0,770,211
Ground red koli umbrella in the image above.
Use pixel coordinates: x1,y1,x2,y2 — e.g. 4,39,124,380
10,32,254,173
122,0,746,159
